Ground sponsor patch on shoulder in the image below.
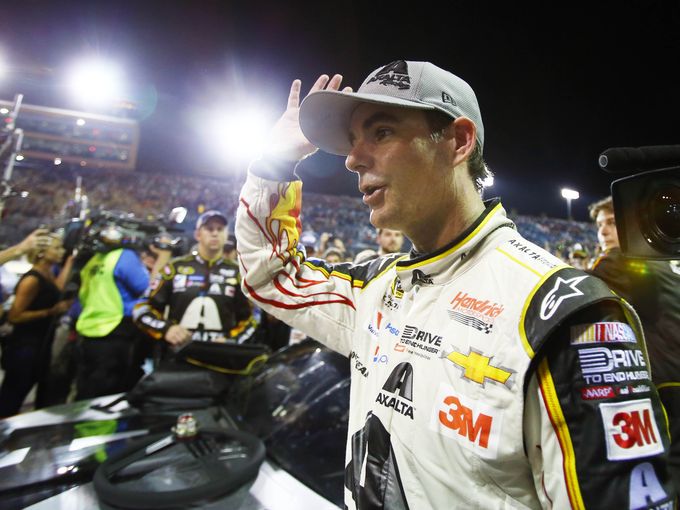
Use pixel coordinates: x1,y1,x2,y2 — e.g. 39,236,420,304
571,322,637,345
599,398,664,461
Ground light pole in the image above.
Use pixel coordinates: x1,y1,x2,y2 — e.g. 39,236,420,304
561,188,579,220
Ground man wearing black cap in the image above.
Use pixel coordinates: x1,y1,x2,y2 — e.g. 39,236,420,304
134,210,255,355
235,61,674,508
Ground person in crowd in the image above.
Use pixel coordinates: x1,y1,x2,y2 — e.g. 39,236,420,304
318,231,347,260
588,195,680,491
375,227,404,255
321,246,345,264
0,228,52,266
568,242,589,269
235,60,675,508
353,248,378,264
74,243,150,400
0,233,74,417
133,210,255,355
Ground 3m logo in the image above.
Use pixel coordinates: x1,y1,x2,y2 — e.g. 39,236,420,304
570,322,637,345
429,382,502,459
600,399,663,461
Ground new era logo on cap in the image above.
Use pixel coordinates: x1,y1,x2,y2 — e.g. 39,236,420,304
299,60,484,156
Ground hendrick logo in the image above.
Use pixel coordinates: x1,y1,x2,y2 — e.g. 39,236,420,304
540,275,589,320
366,60,411,90
376,362,414,419
447,291,504,334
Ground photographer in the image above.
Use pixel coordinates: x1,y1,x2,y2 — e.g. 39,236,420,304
588,195,680,491
0,233,74,417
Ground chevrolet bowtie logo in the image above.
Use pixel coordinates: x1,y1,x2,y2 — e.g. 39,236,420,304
443,348,515,388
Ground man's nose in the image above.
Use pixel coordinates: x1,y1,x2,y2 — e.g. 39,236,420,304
345,142,371,174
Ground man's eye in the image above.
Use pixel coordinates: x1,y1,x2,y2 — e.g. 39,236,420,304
375,128,391,140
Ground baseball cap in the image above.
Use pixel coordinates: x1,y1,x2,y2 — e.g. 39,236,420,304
195,210,228,230
299,60,484,156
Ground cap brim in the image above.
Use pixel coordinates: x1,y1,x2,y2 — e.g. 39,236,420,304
299,90,436,156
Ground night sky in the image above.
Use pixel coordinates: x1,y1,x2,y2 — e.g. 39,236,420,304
1,0,678,221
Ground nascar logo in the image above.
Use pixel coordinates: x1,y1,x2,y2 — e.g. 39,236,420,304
571,322,636,345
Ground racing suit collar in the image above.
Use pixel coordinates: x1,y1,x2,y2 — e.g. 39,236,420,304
396,198,515,291
192,250,224,267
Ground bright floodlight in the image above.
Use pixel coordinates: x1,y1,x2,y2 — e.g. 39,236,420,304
561,188,579,200
66,59,124,106
207,108,269,164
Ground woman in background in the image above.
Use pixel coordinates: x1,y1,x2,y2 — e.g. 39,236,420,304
0,234,73,417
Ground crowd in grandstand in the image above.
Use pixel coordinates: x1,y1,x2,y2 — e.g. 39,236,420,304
1,165,599,263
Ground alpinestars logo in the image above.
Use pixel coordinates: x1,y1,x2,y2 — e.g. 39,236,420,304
366,60,411,90
540,275,589,320
376,362,414,419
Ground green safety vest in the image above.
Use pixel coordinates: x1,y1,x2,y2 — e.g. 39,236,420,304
76,249,124,338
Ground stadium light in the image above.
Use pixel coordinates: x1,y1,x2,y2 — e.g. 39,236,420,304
66,58,125,107
204,107,270,165
561,188,579,220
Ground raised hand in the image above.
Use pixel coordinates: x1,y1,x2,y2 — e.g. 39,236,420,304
263,74,352,162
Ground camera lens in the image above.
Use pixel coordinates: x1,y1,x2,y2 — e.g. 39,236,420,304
650,187,680,241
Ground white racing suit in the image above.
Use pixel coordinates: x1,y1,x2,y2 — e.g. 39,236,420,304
235,162,676,510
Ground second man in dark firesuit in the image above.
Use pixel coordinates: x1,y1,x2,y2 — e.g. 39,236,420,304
133,210,255,357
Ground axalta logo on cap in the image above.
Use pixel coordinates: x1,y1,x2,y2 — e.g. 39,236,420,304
450,291,504,318
599,399,664,461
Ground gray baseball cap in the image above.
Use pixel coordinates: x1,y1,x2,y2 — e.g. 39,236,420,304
299,60,484,156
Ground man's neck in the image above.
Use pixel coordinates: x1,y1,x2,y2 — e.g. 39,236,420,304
409,195,486,254
197,248,221,263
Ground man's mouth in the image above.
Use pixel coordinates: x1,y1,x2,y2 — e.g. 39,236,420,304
362,185,385,206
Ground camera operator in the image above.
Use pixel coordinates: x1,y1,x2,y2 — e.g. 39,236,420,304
588,195,680,491
73,240,151,400
133,210,255,357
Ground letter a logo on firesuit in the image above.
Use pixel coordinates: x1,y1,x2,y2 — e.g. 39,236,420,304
382,362,413,401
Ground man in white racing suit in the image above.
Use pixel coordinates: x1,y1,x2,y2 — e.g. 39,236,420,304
235,60,675,509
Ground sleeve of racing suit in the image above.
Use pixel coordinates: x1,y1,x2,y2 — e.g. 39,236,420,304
229,276,258,343
235,159,361,356
523,300,676,509
132,263,174,340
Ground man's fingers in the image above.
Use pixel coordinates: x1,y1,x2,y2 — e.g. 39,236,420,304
287,79,302,109
342,86,353,93
326,74,344,91
308,74,330,95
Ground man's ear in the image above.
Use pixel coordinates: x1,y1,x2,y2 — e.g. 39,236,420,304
444,117,476,166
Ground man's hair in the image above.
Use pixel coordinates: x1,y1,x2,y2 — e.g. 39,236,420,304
588,196,614,221
425,110,491,193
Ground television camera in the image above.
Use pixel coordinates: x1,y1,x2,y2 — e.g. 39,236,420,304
598,145,680,260
61,207,189,262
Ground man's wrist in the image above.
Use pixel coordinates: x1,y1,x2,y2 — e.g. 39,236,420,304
248,157,300,182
